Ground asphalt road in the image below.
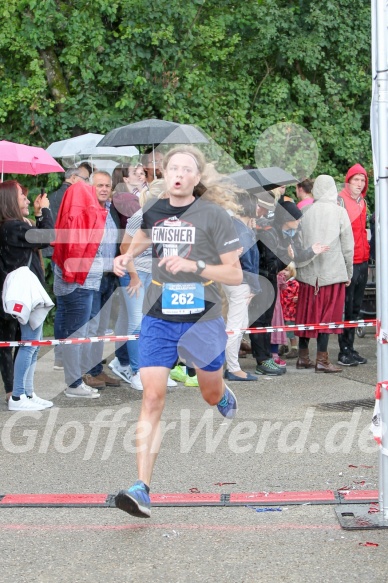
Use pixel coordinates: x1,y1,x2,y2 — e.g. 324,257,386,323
1,330,387,582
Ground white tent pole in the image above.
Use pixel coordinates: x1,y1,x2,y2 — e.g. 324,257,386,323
373,0,388,518
371,0,383,507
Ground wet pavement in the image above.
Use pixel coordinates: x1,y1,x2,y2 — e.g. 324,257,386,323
1,329,387,582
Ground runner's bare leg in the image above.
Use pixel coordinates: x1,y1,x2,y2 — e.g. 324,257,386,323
136,366,170,486
196,368,224,405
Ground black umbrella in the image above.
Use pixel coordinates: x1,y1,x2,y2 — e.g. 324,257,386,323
97,119,209,147
97,119,209,179
229,167,298,195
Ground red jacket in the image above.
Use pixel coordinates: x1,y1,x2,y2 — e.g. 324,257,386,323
52,182,107,285
338,163,369,264
280,278,299,321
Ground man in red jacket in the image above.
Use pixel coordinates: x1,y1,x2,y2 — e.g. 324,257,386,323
53,181,107,398
337,163,370,366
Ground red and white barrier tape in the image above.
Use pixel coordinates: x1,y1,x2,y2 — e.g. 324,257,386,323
0,319,377,348
236,319,377,335
377,328,388,344
0,334,138,348
371,381,388,448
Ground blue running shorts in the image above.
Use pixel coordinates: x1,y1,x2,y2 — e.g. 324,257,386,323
138,315,227,371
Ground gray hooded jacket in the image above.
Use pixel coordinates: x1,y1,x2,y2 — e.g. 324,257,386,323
297,175,354,287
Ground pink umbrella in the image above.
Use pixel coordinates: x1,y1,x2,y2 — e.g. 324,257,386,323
0,140,64,180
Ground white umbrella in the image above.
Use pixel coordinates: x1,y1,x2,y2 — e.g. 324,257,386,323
68,158,120,175
82,146,138,158
47,135,139,170
46,133,105,158
76,146,139,171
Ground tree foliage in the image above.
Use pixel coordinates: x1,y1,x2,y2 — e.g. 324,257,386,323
0,0,372,196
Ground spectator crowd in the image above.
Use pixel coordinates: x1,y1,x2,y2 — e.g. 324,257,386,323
0,150,371,413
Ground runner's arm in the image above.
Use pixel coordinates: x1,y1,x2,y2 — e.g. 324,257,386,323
114,229,151,277
158,249,243,285
120,231,133,255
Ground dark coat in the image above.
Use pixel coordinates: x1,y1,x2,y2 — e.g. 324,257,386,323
0,208,54,318
43,181,70,258
255,218,315,282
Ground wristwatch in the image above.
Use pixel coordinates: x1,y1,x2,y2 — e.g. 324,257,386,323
195,260,206,275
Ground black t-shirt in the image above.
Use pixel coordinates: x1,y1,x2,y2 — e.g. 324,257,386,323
141,197,240,322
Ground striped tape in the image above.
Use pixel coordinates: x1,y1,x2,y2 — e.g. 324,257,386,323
0,319,377,348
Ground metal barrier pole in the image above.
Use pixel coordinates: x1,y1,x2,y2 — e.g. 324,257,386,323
335,0,388,529
375,0,388,519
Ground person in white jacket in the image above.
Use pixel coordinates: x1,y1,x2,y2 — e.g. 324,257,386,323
0,181,55,411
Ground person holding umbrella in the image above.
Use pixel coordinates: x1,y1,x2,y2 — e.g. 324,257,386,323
0,181,54,410
141,148,164,183
113,145,242,518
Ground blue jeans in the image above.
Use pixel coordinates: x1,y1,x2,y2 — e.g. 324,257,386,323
52,260,64,365
13,322,43,398
83,273,117,376
119,270,152,374
114,287,130,366
55,288,94,388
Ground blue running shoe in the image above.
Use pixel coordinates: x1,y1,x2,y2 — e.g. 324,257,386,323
217,385,237,419
115,480,151,518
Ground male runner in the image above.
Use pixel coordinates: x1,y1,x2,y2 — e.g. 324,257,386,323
113,145,242,518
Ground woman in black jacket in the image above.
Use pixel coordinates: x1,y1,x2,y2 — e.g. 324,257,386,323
0,181,54,411
250,194,328,376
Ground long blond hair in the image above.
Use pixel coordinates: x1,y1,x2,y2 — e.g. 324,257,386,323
162,146,240,213
271,186,285,203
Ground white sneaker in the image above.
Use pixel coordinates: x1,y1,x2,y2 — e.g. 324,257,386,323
65,382,101,399
29,392,53,409
167,376,177,387
130,372,143,391
83,383,98,393
8,394,46,411
108,357,118,370
109,357,132,384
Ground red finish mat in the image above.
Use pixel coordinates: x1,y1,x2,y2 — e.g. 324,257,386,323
337,490,379,502
0,494,109,507
228,490,338,504
151,493,221,505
